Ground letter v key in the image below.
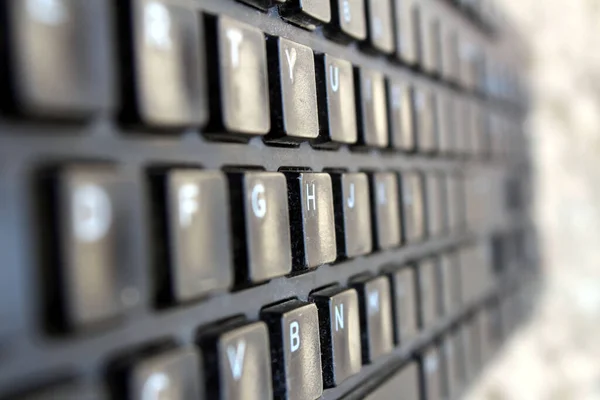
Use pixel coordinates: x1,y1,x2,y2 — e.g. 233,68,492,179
227,340,247,381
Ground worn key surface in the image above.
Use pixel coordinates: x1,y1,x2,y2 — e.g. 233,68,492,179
369,173,402,250
328,0,367,41
330,172,373,259
267,38,319,144
387,79,415,151
4,0,113,118
228,172,292,284
388,266,418,346
262,299,323,400
119,0,208,128
364,362,420,400
155,170,233,303
311,286,362,387
365,0,395,54
356,68,389,148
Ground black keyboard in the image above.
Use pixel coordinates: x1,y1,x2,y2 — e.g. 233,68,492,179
0,0,535,398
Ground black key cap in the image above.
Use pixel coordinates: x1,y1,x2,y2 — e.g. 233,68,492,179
365,363,420,400
387,79,415,151
351,275,394,363
328,0,367,41
128,348,203,400
369,173,402,250
46,167,135,330
418,258,438,329
280,0,331,29
118,0,208,128
285,172,336,270
365,0,395,54
3,0,113,118
206,16,270,138
355,68,389,148
388,267,418,345
314,54,358,147
401,171,425,243
330,172,373,258
446,174,465,233
414,87,437,153
262,299,323,400
154,170,233,303
311,286,362,387
237,0,286,11
439,253,461,316
267,38,319,144
394,0,418,65
200,320,273,399
228,172,292,283
422,347,443,400
425,172,446,237
20,383,104,400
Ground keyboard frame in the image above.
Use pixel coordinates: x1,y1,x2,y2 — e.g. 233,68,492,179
0,0,534,398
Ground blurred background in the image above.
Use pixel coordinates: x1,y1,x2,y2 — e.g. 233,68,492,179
467,0,600,398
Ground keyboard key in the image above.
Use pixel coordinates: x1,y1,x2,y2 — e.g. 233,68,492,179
285,172,336,270
394,0,418,65
154,170,233,303
314,55,358,147
365,0,395,54
355,68,389,148
128,348,203,400
267,38,319,144
351,275,394,363
262,299,323,400
200,320,273,399
418,258,438,328
422,347,443,400
436,91,454,154
228,172,292,283
280,0,331,29
4,0,113,118
330,173,373,258
365,363,420,400
369,173,402,250
441,26,460,82
237,0,286,11
401,171,425,243
419,9,442,74
441,335,460,399
119,0,207,128
446,174,465,232
387,80,415,151
439,253,460,316
328,0,367,41
47,167,133,330
425,172,446,237
311,286,362,387
414,88,437,153
206,16,270,137
388,267,418,345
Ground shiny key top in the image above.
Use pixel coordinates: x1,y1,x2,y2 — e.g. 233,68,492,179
369,173,402,250
3,0,113,118
128,348,203,400
285,172,337,270
401,171,425,243
311,286,362,387
387,79,415,151
351,275,394,363
206,16,270,138
418,258,438,329
422,347,443,400
262,299,323,400
119,0,208,128
365,0,395,54
153,170,233,304
425,172,446,237
328,0,367,41
314,55,358,147
356,68,389,148
267,38,319,144
200,320,273,400
280,0,331,30
330,172,373,258
365,363,420,400
388,266,418,345
228,172,292,284
394,0,418,65
414,87,437,153
44,166,135,330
